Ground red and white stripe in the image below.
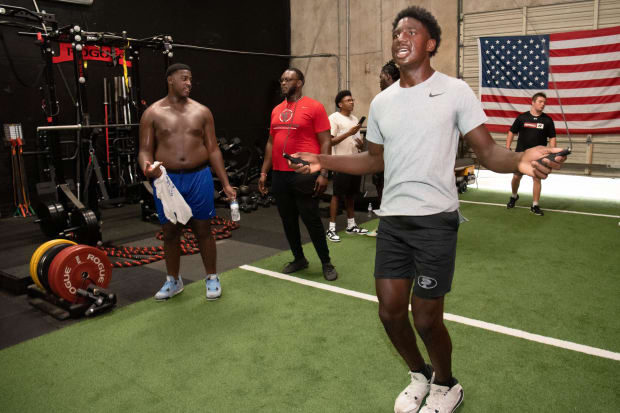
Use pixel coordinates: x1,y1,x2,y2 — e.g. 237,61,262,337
480,26,620,135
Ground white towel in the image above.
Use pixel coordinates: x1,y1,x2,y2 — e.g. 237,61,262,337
153,165,193,224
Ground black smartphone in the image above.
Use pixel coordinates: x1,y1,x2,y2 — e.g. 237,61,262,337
357,116,366,125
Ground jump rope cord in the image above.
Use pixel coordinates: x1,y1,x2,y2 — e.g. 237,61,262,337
505,0,573,150
281,97,301,157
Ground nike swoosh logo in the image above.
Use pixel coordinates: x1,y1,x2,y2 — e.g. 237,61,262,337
429,92,444,97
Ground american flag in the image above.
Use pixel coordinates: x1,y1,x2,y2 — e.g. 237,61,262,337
478,26,620,135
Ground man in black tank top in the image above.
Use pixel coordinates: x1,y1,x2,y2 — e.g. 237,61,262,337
506,92,557,215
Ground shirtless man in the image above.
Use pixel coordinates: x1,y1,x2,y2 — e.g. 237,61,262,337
138,63,236,301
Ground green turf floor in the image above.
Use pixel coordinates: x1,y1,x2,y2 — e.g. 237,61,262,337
1,189,618,412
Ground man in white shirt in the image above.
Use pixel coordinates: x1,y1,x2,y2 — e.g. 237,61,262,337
288,6,567,412
326,90,367,242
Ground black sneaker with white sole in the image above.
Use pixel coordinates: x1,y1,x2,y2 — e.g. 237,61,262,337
507,194,519,208
346,225,368,235
530,205,544,216
326,229,341,242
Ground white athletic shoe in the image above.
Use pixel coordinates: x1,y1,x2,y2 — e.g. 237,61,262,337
394,371,433,413
326,229,341,242
366,229,378,237
205,275,222,300
419,381,464,413
154,276,184,300
346,225,368,235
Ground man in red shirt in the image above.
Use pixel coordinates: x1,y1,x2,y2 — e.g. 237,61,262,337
258,68,338,281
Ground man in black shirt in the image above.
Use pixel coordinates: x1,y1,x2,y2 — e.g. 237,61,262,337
506,92,556,215
367,60,401,237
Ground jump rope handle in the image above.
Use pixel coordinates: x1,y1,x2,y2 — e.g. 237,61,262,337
283,153,310,166
537,148,571,165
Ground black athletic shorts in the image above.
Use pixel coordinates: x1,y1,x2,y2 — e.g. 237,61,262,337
374,212,460,299
372,172,384,187
333,172,361,196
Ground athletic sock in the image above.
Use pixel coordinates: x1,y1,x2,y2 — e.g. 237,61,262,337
512,193,518,198
532,201,539,206
347,218,356,228
412,364,433,381
434,376,457,388
166,275,175,282
329,222,336,231
206,273,218,280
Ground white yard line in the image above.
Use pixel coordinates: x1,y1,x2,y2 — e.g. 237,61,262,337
240,264,620,362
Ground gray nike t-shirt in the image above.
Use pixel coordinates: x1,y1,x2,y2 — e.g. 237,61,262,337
366,71,488,216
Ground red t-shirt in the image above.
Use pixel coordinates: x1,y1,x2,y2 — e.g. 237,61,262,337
269,96,330,171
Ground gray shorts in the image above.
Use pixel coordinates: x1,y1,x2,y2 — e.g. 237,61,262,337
374,212,460,299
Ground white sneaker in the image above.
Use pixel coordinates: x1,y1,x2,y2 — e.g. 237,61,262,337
394,371,433,413
419,381,463,413
205,275,222,300
154,276,184,300
326,229,341,242
346,225,368,235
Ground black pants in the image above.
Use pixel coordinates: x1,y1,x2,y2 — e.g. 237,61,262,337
271,171,331,264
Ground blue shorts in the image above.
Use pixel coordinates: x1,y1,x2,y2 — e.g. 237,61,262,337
152,165,216,224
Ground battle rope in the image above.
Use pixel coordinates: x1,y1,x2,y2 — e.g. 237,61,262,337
98,216,239,268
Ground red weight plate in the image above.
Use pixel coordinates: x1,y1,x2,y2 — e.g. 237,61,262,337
48,245,113,303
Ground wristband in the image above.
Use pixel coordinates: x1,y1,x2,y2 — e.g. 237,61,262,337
320,170,329,178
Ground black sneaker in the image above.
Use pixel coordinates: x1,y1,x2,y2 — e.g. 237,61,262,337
282,258,309,274
530,205,544,216
507,194,519,208
322,263,338,281
326,229,341,242
346,225,369,235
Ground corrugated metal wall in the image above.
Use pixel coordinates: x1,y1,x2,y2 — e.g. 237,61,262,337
460,0,620,176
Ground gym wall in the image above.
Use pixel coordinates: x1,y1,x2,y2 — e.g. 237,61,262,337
0,0,291,217
289,0,460,133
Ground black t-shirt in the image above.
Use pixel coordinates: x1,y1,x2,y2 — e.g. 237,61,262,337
510,112,556,152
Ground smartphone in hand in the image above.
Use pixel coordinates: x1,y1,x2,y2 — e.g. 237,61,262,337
357,116,366,126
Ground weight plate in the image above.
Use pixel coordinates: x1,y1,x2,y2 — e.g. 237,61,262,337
53,203,66,233
37,243,74,292
29,239,76,290
71,208,102,246
48,245,112,303
35,201,66,238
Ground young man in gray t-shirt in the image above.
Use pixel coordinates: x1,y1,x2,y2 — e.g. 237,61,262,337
288,6,567,413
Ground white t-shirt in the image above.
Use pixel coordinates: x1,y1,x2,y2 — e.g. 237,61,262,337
366,71,488,216
328,111,361,156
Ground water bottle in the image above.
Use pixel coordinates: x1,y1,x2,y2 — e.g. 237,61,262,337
230,200,240,222
367,202,373,217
